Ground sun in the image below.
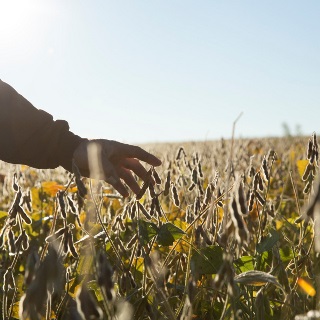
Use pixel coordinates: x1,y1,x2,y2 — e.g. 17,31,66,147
0,0,44,44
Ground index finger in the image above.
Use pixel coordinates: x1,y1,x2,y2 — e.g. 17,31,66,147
116,143,162,166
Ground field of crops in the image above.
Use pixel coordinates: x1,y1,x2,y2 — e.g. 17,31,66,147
0,134,319,320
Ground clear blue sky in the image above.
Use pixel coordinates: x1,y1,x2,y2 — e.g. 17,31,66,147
1,1,319,143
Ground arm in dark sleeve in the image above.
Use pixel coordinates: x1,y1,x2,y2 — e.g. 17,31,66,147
0,79,84,172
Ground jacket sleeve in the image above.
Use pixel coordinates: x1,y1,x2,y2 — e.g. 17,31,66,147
0,79,84,172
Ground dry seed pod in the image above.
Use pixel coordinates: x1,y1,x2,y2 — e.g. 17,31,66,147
237,181,247,215
253,172,260,191
171,184,180,207
230,197,249,245
248,190,254,212
148,183,156,198
136,170,152,200
76,178,87,198
18,205,32,224
197,180,204,196
198,162,203,178
126,233,138,250
307,138,313,160
154,196,162,216
257,173,264,191
67,196,77,214
21,230,29,251
152,168,162,185
267,149,277,161
63,232,69,254
12,173,19,192
248,156,255,178
261,156,269,181
193,152,199,165
176,147,186,161
188,182,196,191
303,179,312,194
255,191,265,206
9,189,22,218
164,171,171,196
302,163,313,181
138,202,152,220
57,190,66,219
192,168,198,184
231,197,244,230
203,183,213,206
3,268,15,291
67,231,78,258
136,179,149,200
72,161,87,197
150,198,156,216
8,229,16,254
45,227,66,243
22,190,32,212
130,202,137,219
193,196,201,215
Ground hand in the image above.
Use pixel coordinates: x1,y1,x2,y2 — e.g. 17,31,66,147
72,139,162,197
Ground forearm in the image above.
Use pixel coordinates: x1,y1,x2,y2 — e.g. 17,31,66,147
0,80,84,172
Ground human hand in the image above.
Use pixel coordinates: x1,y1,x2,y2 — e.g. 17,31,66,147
72,139,161,197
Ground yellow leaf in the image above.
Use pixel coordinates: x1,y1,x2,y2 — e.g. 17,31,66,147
170,239,189,253
41,181,65,196
297,278,316,296
296,160,309,179
275,220,283,230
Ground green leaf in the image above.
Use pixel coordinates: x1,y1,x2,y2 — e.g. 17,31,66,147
138,220,158,245
77,254,94,275
157,222,185,246
191,246,224,275
234,256,254,273
256,229,280,253
279,246,294,263
87,280,104,302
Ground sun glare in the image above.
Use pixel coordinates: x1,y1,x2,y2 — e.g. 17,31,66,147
0,1,35,41
0,0,56,63
0,0,54,47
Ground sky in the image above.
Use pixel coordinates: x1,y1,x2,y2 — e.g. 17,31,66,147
0,1,319,144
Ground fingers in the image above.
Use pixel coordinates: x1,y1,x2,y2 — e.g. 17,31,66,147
107,177,129,198
116,167,141,195
74,139,162,198
112,141,162,167
100,159,129,197
118,158,150,181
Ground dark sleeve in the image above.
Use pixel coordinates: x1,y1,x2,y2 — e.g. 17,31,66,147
0,79,84,172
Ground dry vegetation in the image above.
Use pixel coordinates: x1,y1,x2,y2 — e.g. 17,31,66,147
0,134,319,319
